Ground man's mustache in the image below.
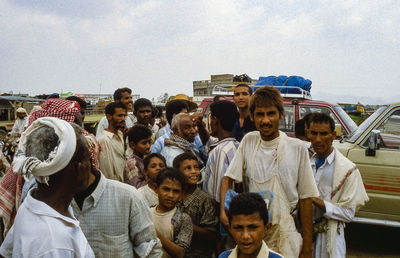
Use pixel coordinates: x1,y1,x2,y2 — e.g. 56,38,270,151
259,123,272,128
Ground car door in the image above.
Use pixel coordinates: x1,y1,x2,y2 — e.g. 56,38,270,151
347,107,400,221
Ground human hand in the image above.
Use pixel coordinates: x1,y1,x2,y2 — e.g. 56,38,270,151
191,113,204,127
219,210,230,232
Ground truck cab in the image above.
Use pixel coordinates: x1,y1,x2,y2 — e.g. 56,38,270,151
334,103,400,227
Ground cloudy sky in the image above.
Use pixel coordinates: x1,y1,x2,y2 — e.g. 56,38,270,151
1,0,399,104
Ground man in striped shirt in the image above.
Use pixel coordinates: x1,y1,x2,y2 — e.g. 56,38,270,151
203,100,240,204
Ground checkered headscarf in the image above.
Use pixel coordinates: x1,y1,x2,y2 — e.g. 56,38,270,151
28,98,81,126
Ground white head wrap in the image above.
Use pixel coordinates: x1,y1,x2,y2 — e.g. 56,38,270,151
13,117,77,184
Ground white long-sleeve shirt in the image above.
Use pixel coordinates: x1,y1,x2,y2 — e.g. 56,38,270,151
311,151,355,258
10,117,28,136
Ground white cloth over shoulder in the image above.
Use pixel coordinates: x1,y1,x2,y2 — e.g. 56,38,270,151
12,117,77,184
225,131,319,210
312,148,368,258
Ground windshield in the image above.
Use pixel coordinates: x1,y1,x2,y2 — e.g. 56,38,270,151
334,105,358,133
346,105,389,143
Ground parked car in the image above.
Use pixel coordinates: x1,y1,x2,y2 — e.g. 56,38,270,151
334,102,400,227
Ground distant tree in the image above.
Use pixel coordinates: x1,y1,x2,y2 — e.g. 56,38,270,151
157,93,169,103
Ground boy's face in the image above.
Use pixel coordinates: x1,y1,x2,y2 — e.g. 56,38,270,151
157,178,182,211
230,212,267,257
252,105,282,141
129,137,152,156
145,157,166,181
179,159,200,185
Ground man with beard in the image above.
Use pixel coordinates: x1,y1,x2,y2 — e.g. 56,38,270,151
98,102,127,181
96,88,135,139
10,108,28,137
219,86,319,258
133,98,156,137
0,118,94,257
160,113,202,167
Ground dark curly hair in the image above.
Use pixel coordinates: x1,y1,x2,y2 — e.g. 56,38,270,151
228,192,269,225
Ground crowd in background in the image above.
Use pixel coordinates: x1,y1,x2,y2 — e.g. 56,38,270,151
0,85,369,258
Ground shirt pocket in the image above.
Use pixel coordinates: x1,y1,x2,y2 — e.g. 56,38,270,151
93,232,133,258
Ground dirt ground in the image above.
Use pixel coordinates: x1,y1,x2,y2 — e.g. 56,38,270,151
346,223,400,258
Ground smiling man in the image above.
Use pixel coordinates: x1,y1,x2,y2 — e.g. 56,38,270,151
219,193,283,258
308,112,368,258
219,86,319,258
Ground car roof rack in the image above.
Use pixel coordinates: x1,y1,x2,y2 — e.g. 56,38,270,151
211,84,234,96
212,84,312,100
251,85,312,100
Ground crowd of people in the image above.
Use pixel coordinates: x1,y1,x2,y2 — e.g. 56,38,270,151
0,85,369,258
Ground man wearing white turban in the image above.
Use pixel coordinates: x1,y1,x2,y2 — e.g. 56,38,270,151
0,117,95,257
10,107,28,137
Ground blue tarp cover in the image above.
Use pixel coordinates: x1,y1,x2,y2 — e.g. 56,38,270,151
254,75,312,94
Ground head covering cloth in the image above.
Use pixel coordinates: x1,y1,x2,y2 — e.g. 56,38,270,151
13,117,77,185
28,98,80,126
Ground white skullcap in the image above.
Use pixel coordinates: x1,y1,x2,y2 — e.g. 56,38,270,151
13,117,77,184
16,107,27,114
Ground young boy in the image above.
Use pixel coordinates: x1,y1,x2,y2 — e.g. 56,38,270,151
138,153,166,208
125,124,152,188
173,152,218,258
151,168,193,258
219,193,283,258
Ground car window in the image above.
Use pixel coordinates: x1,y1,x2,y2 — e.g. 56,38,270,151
362,109,400,150
299,106,345,134
333,105,358,133
300,106,340,124
280,104,294,132
346,105,388,143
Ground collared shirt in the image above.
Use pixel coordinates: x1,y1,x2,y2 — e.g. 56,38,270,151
203,137,239,202
10,117,28,136
218,240,284,258
71,173,162,258
178,187,218,258
310,151,356,258
96,114,136,139
98,130,125,181
124,153,146,188
0,190,95,258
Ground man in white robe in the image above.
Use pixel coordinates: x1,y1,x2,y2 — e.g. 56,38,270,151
220,86,319,258
308,112,368,258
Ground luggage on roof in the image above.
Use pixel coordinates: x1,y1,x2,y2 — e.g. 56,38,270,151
254,75,312,94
